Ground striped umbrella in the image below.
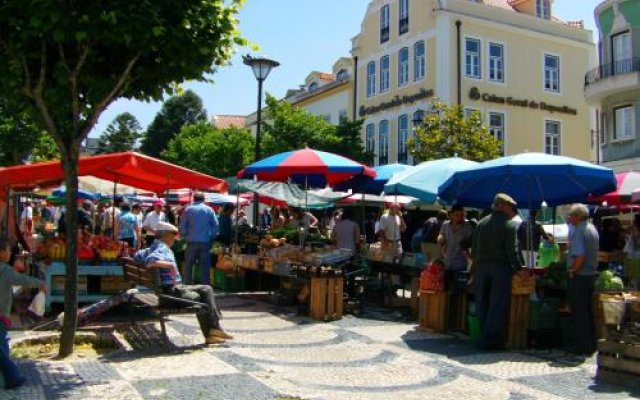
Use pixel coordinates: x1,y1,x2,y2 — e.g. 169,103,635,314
590,171,640,206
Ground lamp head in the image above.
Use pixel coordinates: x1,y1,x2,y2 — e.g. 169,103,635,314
243,55,280,81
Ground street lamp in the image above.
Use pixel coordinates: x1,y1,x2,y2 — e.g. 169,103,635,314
244,54,279,227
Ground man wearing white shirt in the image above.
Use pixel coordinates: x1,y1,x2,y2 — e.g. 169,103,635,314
142,200,166,247
20,202,34,236
376,203,406,255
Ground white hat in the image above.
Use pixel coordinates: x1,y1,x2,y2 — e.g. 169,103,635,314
154,221,178,233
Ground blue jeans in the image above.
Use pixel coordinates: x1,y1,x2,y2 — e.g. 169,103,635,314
184,242,212,285
0,325,23,387
475,262,512,349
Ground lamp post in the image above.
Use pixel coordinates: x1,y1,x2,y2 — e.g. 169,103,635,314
244,55,279,227
411,110,425,165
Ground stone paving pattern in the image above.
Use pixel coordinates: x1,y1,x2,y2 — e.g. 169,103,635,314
2,296,639,400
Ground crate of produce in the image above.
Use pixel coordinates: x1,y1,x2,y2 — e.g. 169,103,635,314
419,290,449,333
506,294,529,349
51,276,87,296
529,298,560,331
597,339,640,389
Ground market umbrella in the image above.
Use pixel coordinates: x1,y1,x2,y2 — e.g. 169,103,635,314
589,171,640,206
384,157,478,203
334,163,413,194
438,152,617,209
51,187,98,201
237,147,376,188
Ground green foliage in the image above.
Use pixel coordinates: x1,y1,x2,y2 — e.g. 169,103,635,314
262,95,371,163
0,98,58,165
96,112,142,154
140,90,208,157
162,123,254,178
408,102,502,163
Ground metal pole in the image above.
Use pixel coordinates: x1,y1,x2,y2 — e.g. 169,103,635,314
253,78,264,228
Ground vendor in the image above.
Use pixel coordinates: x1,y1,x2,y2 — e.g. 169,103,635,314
331,208,360,254
377,203,406,255
133,222,232,345
438,205,474,273
290,208,318,230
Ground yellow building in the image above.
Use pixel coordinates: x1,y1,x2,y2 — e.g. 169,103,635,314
352,0,596,165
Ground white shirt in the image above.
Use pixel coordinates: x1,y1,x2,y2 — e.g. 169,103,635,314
142,211,166,231
378,213,402,241
102,207,121,230
21,206,33,220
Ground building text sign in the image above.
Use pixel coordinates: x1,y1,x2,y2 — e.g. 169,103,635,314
469,87,578,115
359,88,434,117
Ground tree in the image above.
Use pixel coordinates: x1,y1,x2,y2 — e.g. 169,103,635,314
139,90,207,157
0,98,58,165
333,118,374,165
408,102,502,162
96,112,142,154
0,0,245,357
162,123,254,178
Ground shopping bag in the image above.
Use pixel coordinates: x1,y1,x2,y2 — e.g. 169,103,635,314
28,291,46,317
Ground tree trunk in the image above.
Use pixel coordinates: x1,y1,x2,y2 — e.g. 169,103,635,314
58,143,79,357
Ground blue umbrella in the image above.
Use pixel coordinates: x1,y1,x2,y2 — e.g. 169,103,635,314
437,152,617,209
51,187,98,201
384,157,478,203
335,163,413,194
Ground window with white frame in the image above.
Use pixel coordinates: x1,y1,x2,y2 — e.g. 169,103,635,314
544,54,560,92
465,38,481,79
336,69,349,81
544,120,561,155
614,105,635,141
398,115,409,164
536,0,550,20
366,61,376,97
399,0,409,35
612,32,632,75
488,42,504,83
380,4,390,44
398,47,409,87
464,107,480,119
379,120,389,165
366,123,376,155
380,55,390,93
339,109,348,122
412,110,425,127
488,112,505,155
414,41,425,81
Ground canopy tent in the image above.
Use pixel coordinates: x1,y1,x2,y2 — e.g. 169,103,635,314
0,152,228,195
238,180,350,209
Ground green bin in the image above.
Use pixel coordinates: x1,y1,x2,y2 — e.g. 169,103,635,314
467,315,481,344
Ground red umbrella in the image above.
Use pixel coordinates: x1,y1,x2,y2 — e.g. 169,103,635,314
590,171,640,206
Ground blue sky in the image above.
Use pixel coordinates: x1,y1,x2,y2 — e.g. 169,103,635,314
89,0,603,138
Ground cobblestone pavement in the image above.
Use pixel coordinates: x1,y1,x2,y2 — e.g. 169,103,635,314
3,295,639,400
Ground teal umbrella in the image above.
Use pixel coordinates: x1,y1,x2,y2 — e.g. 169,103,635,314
383,157,478,203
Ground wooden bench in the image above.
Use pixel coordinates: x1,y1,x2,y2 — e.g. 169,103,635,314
119,257,208,343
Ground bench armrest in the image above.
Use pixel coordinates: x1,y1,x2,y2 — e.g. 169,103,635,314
157,294,207,308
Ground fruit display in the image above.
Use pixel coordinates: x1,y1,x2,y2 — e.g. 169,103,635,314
259,234,288,249
92,235,121,261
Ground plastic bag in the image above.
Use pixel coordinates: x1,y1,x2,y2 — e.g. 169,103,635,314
28,291,46,317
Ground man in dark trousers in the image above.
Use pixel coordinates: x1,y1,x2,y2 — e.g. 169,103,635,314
471,193,522,350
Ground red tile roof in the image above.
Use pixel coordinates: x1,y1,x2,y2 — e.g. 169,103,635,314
211,115,247,129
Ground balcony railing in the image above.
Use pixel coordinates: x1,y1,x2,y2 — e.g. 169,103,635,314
585,57,640,86
380,27,390,44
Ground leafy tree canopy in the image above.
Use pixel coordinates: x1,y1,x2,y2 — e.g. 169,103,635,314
408,102,502,163
96,112,142,154
163,122,254,178
140,90,208,157
261,95,371,164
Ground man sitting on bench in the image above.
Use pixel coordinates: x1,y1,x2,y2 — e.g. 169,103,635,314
133,221,233,345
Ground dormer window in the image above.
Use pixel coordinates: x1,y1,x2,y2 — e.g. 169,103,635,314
536,0,550,20
308,82,319,92
380,4,390,43
336,69,349,81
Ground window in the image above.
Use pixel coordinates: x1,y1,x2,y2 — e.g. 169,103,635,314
536,0,550,20
380,4,390,44
488,112,505,155
380,55,390,92
398,47,409,86
544,120,561,155
412,110,425,128
379,120,389,165
399,0,409,35
339,109,348,122
464,108,480,119
614,106,635,141
336,69,349,81
544,54,560,92
612,32,632,75
366,61,376,97
414,41,426,81
488,42,504,83
366,123,376,155
398,115,409,164
465,38,481,79
308,82,319,92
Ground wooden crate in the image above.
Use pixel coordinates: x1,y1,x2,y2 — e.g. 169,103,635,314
100,276,130,294
506,294,529,349
448,292,468,332
597,340,640,389
419,290,448,333
309,276,343,321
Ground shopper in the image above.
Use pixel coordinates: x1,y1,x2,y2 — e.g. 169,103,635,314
142,200,166,247
134,223,231,345
471,193,522,350
331,208,360,254
118,202,140,249
0,236,45,389
438,205,474,273
421,210,448,261
180,192,218,285
20,202,33,237
217,204,234,246
566,203,599,358
377,203,406,255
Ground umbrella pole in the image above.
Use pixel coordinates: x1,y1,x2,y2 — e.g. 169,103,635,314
361,191,365,234
112,180,117,240
234,183,241,248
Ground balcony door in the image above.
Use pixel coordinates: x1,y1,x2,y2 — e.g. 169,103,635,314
612,32,631,75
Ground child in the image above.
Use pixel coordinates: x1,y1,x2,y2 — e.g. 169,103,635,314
0,236,45,389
